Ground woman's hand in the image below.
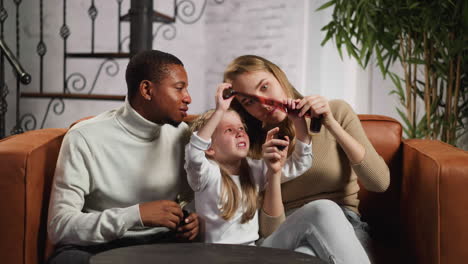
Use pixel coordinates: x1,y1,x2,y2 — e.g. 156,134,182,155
283,98,311,144
262,127,289,174
295,95,336,128
282,98,303,123
215,83,234,112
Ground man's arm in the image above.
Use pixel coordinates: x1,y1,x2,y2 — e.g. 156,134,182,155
47,131,143,245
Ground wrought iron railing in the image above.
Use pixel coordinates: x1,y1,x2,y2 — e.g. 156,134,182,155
0,37,31,138
0,0,224,139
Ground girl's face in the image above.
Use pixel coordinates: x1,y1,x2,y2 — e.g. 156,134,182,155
210,111,250,164
231,70,288,124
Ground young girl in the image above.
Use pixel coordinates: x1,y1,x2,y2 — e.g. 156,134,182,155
184,83,313,245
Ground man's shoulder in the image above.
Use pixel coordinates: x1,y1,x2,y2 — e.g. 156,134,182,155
67,108,120,137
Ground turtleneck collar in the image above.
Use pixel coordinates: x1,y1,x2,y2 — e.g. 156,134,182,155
116,99,162,141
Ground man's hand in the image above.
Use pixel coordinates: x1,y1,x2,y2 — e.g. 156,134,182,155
139,200,184,230
176,212,200,241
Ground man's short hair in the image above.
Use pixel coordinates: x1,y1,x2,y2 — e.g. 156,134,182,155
125,50,184,99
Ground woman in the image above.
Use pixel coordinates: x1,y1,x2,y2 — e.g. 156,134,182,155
223,55,390,262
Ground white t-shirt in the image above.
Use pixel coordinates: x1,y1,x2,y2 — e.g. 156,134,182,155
184,132,312,245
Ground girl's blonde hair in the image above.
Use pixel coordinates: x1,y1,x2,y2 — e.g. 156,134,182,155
190,109,258,223
223,55,302,158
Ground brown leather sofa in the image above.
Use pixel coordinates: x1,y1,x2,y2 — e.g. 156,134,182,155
0,115,467,264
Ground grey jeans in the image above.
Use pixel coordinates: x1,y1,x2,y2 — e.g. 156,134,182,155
259,200,370,264
341,207,375,263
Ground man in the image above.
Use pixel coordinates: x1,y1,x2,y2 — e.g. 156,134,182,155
47,50,199,264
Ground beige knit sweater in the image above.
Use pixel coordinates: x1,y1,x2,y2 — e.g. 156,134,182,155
259,99,390,237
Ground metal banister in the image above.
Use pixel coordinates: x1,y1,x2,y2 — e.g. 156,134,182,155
0,38,31,85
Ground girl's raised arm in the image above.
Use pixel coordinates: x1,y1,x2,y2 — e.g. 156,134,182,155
197,83,234,140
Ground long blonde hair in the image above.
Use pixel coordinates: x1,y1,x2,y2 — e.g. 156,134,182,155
190,109,258,223
223,55,302,158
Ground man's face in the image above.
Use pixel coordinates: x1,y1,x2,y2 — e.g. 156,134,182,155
150,64,191,126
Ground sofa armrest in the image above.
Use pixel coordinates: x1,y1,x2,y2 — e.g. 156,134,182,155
401,139,468,264
0,128,67,264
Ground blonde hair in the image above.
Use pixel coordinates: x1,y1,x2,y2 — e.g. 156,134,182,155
223,55,302,158
190,109,258,223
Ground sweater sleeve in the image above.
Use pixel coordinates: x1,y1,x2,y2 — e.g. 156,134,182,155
184,132,218,192
280,139,313,183
258,209,286,238
47,130,142,246
332,100,390,192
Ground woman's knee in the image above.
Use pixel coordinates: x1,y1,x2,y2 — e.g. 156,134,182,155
299,199,345,222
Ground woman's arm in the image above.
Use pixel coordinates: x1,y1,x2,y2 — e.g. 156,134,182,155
296,95,364,163
331,100,390,192
325,116,365,164
297,97,389,192
263,170,284,217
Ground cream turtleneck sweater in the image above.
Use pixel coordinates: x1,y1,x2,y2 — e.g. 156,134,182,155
48,100,192,246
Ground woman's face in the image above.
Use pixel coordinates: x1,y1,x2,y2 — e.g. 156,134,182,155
231,70,288,124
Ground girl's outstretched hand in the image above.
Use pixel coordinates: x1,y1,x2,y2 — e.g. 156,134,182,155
262,127,289,174
215,83,234,112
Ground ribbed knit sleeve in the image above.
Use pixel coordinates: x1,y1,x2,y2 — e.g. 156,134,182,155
333,100,390,192
280,100,390,212
258,209,286,238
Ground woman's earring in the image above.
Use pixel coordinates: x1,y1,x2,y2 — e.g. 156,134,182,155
146,96,151,101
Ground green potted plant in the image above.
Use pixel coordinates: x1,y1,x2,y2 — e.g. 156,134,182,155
318,0,468,146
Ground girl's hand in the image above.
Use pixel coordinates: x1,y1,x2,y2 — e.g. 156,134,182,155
262,127,289,174
215,83,234,112
295,95,336,127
